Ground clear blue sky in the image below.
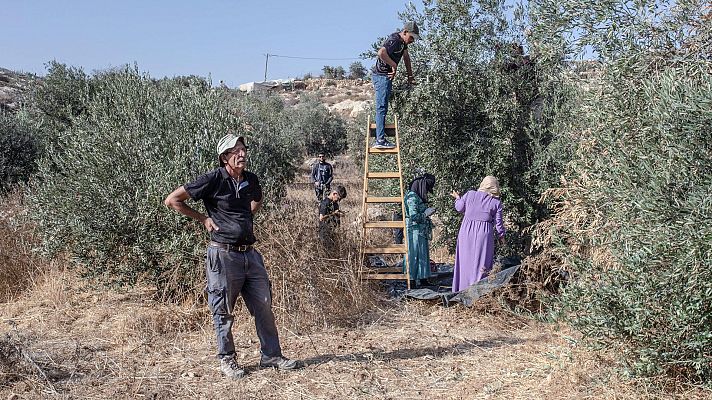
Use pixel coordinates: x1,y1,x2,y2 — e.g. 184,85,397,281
1,0,415,86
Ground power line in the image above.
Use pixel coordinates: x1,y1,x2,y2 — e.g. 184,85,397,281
267,53,364,61
262,53,367,81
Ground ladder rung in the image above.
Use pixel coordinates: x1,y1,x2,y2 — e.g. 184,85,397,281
363,245,407,254
369,123,396,129
368,147,399,154
364,221,404,229
364,266,403,273
365,196,402,203
367,171,400,179
363,273,409,280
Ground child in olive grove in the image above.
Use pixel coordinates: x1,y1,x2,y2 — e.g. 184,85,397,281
318,185,347,248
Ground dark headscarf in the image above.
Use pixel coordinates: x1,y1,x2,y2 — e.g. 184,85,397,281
409,173,435,203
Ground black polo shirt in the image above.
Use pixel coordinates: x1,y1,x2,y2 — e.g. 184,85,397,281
184,168,263,245
318,198,340,230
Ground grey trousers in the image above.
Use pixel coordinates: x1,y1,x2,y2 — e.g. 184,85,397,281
205,247,282,359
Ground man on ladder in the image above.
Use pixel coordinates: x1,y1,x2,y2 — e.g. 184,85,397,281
371,21,420,149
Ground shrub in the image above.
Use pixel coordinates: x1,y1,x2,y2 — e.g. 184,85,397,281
322,65,345,80
392,1,572,255
322,66,334,79
550,59,712,381
529,0,712,381
349,62,367,80
287,94,348,157
31,61,91,131
378,0,712,382
346,110,369,167
26,65,301,298
0,112,40,193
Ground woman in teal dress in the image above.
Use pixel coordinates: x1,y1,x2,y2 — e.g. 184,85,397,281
403,173,436,286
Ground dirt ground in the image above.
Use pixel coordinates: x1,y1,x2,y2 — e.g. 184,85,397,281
2,267,710,400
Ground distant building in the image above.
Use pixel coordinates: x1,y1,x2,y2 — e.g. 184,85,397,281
238,79,305,93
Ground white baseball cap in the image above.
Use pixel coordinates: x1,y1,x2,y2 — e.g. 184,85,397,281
216,133,247,156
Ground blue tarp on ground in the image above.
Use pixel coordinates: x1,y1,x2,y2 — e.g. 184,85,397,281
400,264,521,307
373,256,521,306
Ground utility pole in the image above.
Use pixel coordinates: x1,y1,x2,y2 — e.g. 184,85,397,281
263,53,270,82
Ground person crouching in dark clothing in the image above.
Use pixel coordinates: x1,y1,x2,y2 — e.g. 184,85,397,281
318,185,346,248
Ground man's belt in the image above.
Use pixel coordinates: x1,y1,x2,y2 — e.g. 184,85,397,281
209,241,253,252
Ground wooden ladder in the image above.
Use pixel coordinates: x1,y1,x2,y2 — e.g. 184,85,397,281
361,115,411,289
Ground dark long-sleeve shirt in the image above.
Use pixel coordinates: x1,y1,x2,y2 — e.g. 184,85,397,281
311,161,333,185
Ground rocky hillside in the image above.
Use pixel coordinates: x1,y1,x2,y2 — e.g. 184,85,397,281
279,78,373,120
0,68,36,112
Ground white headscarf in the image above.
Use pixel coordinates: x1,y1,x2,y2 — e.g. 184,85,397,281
478,176,501,197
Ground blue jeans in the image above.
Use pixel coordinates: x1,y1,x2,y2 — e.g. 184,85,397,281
205,247,282,359
372,73,392,144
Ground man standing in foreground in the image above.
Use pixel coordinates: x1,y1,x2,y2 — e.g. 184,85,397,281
164,132,301,379
371,21,420,149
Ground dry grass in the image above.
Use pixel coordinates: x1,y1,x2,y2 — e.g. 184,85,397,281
0,191,42,302
256,185,376,331
3,284,710,399
1,157,710,398
506,169,624,313
531,171,621,273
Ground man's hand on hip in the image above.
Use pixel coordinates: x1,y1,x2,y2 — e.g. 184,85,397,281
203,217,220,232
387,70,397,80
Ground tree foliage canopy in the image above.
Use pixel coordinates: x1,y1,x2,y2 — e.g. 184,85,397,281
380,0,711,382
24,64,348,297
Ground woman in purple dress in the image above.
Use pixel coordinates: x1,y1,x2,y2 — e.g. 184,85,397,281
451,176,506,292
